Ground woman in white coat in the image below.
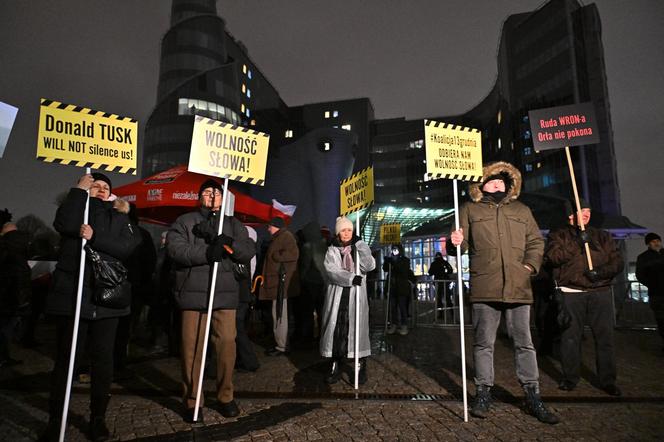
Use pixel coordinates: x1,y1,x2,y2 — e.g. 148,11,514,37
319,216,375,384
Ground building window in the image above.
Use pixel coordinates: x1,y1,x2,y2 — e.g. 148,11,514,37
498,138,502,149
241,103,245,113
523,130,531,140
324,111,330,119
285,129,293,138
241,84,246,93
341,124,351,131
247,70,252,79
524,146,533,155
332,110,339,117
250,119,256,126
246,89,251,98
242,64,247,74
525,164,533,172
409,139,424,149
318,138,332,152
245,108,250,117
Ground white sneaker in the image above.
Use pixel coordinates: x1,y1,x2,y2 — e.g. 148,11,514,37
386,324,398,334
398,325,409,335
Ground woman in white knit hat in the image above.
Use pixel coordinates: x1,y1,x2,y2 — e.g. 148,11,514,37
319,216,375,384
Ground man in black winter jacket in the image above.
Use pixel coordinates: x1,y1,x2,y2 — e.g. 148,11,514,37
636,232,664,351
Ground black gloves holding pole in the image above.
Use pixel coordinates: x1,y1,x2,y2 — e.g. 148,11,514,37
205,234,234,262
352,275,363,286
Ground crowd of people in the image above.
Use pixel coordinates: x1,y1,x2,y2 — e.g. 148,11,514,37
1,161,662,440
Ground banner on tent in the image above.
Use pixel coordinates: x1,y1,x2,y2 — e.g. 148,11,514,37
528,102,600,150
36,99,138,174
188,115,269,186
424,120,482,182
380,223,401,245
340,166,374,216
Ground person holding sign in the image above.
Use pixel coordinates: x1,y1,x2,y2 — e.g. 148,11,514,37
43,173,138,441
167,180,255,422
320,217,375,384
545,200,623,396
449,162,558,424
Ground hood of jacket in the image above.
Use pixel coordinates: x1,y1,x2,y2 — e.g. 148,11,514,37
113,198,130,214
468,161,522,203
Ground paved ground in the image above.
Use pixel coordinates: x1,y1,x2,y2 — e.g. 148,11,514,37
1,312,663,441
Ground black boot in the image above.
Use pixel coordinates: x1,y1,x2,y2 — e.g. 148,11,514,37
470,385,492,418
358,358,368,385
325,359,341,384
523,385,560,424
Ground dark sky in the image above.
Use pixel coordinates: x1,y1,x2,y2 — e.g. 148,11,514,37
1,0,662,252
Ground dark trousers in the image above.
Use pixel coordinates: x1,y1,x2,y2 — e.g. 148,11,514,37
235,301,259,370
50,316,119,419
560,289,616,387
390,294,409,326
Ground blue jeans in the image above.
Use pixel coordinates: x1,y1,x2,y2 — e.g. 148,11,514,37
472,303,539,390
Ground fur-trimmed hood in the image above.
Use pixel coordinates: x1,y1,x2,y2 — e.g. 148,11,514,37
113,198,130,214
468,161,522,203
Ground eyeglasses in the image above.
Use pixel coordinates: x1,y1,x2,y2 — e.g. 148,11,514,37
201,189,222,196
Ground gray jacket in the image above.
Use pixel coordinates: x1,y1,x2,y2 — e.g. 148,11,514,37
167,207,255,310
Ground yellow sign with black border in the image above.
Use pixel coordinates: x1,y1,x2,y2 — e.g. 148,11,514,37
188,115,269,186
340,166,374,216
380,223,401,245
424,120,483,182
36,99,138,174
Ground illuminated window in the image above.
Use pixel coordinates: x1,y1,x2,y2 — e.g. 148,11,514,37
250,119,256,126
247,70,252,79
525,164,533,172
241,104,245,113
285,129,293,138
537,162,542,168
246,89,251,98
322,142,331,151
332,110,339,117
245,108,250,117
341,124,351,131
242,84,246,93
497,110,502,124
324,111,330,118
498,138,502,149
242,64,247,74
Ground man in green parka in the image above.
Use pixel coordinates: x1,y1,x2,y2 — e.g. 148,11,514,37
449,161,558,424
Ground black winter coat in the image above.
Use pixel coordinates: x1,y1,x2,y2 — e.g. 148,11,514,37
167,207,255,310
46,188,138,319
636,248,664,309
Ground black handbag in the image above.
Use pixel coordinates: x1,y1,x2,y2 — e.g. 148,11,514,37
85,245,131,309
232,262,250,281
553,281,572,331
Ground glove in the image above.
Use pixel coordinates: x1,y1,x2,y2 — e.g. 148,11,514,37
212,233,233,248
352,275,363,286
584,269,600,283
206,241,227,262
192,220,217,243
576,230,599,251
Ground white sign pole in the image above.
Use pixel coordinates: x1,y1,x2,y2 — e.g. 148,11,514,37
193,178,229,422
453,179,469,423
59,167,91,442
354,214,361,389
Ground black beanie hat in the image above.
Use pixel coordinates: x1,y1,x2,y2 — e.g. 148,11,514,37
198,179,223,198
645,232,661,245
91,172,112,193
483,172,512,190
566,198,591,216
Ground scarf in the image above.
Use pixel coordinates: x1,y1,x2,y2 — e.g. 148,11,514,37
339,245,354,272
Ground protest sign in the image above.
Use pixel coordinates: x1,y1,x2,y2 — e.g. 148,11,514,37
188,115,269,185
528,102,599,150
37,99,137,174
340,166,374,216
424,120,483,182
380,223,401,245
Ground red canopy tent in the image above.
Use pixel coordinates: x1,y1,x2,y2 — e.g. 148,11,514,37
113,165,289,226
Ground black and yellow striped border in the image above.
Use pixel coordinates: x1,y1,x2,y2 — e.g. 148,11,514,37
340,201,372,217
195,115,269,138
38,99,137,174
424,119,480,133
